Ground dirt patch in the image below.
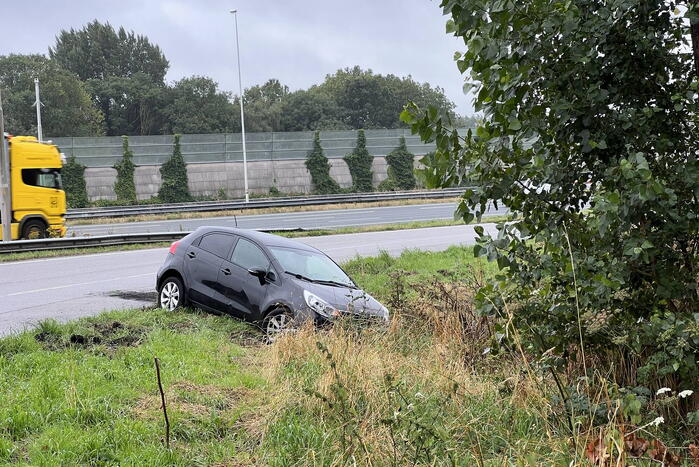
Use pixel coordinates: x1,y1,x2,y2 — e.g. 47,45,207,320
35,320,147,351
108,290,158,303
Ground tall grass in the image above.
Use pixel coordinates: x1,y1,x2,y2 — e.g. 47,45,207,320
3,246,687,464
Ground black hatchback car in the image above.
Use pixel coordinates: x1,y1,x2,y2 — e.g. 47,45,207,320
156,227,389,338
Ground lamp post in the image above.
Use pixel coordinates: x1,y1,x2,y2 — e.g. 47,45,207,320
230,9,249,203
34,78,43,142
0,89,11,242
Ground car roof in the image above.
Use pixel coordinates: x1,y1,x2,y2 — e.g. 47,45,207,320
193,226,320,253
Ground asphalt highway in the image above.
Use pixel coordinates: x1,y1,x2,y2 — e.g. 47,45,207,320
68,201,507,237
0,223,498,336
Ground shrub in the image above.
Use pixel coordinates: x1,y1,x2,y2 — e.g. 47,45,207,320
62,155,89,208
343,130,374,192
305,131,340,194
377,177,398,192
384,136,416,190
158,134,191,203
404,0,699,435
113,136,136,203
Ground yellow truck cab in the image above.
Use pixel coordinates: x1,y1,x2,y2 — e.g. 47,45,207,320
0,135,66,240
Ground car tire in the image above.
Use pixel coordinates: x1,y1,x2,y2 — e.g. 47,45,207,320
263,307,295,343
159,276,185,311
22,219,47,239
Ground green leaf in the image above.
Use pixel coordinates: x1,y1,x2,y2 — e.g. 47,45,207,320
508,119,522,131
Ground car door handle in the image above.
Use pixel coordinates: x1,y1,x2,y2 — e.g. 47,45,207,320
187,252,196,259
221,268,231,275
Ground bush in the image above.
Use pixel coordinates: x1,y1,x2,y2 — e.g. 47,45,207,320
158,134,191,203
384,136,416,190
62,155,89,208
404,0,699,437
377,177,398,192
113,136,136,203
343,129,374,192
305,131,340,194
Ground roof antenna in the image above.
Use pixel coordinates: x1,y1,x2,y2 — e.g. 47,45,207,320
234,214,238,228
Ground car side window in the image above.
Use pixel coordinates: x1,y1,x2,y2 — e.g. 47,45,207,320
231,238,269,270
198,233,234,258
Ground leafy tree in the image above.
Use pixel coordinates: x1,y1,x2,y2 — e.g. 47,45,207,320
164,76,236,134
62,155,89,208
0,54,103,136
404,0,699,411
343,130,374,192
89,73,167,136
113,136,136,203
159,134,191,203
50,21,169,136
321,66,457,129
280,88,348,131
383,136,416,191
239,79,289,132
305,131,340,194
49,21,168,82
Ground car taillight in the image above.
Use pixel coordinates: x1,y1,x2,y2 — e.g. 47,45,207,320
169,241,180,255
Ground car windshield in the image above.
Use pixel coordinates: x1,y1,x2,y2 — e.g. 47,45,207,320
270,246,354,287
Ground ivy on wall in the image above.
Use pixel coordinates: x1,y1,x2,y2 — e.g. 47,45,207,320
158,134,192,203
305,131,340,194
62,155,89,208
380,136,416,191
113,135,136,203
343,129,374,192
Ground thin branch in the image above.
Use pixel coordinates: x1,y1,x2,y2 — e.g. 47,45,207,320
154,357,170,449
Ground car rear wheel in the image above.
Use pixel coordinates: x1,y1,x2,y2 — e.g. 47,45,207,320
263,307,295,343
159,277,185,311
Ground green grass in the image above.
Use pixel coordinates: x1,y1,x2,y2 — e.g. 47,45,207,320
0,247,577,465
0,216,508,263
0,308,264,465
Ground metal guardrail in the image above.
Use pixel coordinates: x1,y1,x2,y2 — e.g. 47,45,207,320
0,228,309,254
66,188,465,220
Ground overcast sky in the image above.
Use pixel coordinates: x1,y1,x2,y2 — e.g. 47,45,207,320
1,0,474,115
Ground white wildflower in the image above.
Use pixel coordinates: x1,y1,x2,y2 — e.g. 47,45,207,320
656,387,671,396
415,392,424,399
678,390,694,399
650,416,664,427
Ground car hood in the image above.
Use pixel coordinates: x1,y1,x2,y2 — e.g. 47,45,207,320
294,279,386,316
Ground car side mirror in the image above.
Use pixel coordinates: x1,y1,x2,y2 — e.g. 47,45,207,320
248,268,268,283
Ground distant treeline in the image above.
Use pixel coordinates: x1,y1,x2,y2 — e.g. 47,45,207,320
0,21,474,138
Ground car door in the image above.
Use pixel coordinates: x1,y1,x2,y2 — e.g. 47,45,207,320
218,237,274,318
183,232,236,311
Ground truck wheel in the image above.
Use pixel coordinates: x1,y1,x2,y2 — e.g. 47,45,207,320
22,219,47,239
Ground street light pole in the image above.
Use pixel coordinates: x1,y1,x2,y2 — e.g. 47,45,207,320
34,78,43,142
0,88,12,242
230,9,249,203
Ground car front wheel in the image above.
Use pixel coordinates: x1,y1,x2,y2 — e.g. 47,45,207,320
263,307,295,343
159,277,185,311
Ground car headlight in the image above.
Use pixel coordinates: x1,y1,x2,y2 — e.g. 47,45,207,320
304,290,337,318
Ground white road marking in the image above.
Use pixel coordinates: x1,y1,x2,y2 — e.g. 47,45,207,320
0,248,168,267
5,273,153,297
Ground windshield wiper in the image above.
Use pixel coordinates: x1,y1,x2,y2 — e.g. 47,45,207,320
313,279,357,289
285,271,356,289
285,271,316,283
